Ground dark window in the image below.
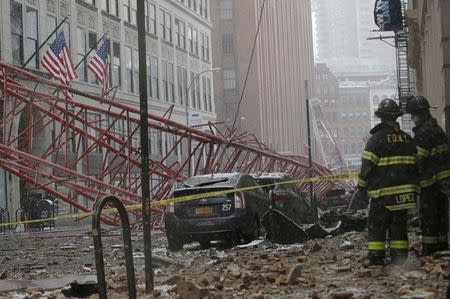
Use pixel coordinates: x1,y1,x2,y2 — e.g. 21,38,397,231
151,56,159,99
124,0,136,24
177,66,183,105
25,7,38,68
183,68,188,107
10,0,23,65
160,10,172,42
222,33,233,54
168,62,175,103
77,27,87,81
175,18,186,49
145,1,156,35
88,32,97,84
125,46,133,92
202,76,207,111
102,0,118,16
220,0,232,19
190,71,196,108
112,41,121,88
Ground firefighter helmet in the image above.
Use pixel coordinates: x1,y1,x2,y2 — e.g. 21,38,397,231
375,98,403,119
406,96,430,114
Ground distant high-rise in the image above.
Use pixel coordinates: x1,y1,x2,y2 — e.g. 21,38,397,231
211,0,315,155
312,0,396,79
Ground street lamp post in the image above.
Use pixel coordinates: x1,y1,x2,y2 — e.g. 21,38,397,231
184,68,220,176
185,68,221,126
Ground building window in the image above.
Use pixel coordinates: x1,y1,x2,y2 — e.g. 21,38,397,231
193,0,197,12
187,26,192,53
162,60,168,101
222,33,233,54
25,7,39,68
125,46,133,93
168,62,175,103
146,54,151,99
175,18,186,49
195,74,201,108
177,66,183,105
207,77,212,112
224,70,236,89
200,33,209,61
225,102,236,123
151,56,159,99
192,28,198,55
112,41,121,88
47,16,70,48
102,0,118,16
220,0,232,20
88,32,98,84
203,0,208,18
188,26,198,55
145,2,156,35
160,10,172,43
190,71,196,108
183,68,188,107
133,48,139,94
10,0,23,66
77,27,87,82
124,0,137,25
202,77,207,111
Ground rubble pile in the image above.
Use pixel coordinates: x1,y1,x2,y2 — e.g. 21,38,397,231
0,229,448,298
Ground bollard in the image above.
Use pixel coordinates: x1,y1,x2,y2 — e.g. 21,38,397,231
14,209,27,231
92,196,136,299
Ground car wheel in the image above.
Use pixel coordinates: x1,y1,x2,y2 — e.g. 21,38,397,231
167,237,184,251
243,215,260,243
199,239,211,249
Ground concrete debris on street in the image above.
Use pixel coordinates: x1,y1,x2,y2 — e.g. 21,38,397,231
0,227,448,298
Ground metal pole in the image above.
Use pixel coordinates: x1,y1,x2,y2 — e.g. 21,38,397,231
137,0,153,292
305,80,317,222
185,69,220,176
22,17,68,69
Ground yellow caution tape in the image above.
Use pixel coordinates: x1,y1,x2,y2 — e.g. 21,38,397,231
0,172,358,228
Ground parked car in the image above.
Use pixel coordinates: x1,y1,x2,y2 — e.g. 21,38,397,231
165,173,270,251
250,172,317,225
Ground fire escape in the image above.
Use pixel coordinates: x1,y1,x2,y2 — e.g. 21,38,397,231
396,0,415,133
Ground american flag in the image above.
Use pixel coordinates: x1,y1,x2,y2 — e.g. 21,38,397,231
41,31,77,85
88,40,110,92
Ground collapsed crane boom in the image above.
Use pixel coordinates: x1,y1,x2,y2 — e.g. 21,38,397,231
0,62,352,227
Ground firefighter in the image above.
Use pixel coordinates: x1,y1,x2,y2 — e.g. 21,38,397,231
355,98,419,266
406,96,450,255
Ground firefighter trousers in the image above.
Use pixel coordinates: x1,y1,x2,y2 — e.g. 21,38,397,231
420,186,449,254
367,198,409,262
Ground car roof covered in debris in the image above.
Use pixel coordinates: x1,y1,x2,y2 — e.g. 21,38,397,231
250,172,291,180
175,172,243,190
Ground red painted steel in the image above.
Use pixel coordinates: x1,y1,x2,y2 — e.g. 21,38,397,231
0,62,353,227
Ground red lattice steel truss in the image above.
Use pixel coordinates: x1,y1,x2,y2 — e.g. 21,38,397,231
0,62,353,227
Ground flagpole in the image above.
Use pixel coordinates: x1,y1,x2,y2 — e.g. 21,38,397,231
22,16,68,69
74,33,108,71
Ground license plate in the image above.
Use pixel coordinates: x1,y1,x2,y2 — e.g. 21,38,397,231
196,206,213,215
